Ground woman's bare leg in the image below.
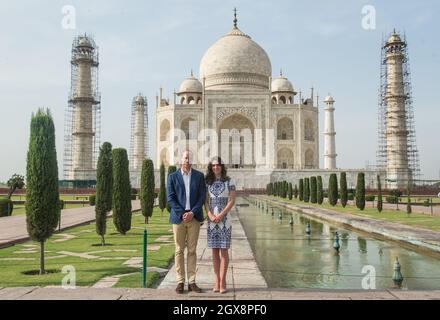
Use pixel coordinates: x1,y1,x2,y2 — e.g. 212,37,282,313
220,248,229,291
212,248,221,290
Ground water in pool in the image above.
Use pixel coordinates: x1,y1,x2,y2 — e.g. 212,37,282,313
237,197,440,290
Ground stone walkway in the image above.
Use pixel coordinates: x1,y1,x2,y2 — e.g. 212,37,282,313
158,205,267,296
0,200,141,248
2,286,440,300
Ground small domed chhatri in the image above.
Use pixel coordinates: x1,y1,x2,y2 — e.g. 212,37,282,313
324,95,335,104
179,72,203,93
271,70,296,105
386,30,404,45
78,35,93,47
272,71,295,93
135,94,145,104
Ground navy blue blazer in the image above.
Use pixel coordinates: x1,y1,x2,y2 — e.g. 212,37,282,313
167,168,206,224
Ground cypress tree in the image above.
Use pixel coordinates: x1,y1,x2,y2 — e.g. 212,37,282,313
25,109,60,275
294,184,298,199
304,178,310,203
328,174,338,206
288,183,293,200
406,183,412,215
166,165,177,213
140,159,155,224
112,148,132,235
317,176,323,205
95,142,113,246
340,172,348,208
377,175,383,213
283,181,288,198
158,163,166,214
310,177,317,204
299,179,304,201
355,172,366,211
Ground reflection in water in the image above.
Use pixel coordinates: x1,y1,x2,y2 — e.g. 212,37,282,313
238,197,440,290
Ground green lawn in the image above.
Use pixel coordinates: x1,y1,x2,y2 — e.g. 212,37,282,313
0,208,174,288
261,195,440,232
11,203,91,216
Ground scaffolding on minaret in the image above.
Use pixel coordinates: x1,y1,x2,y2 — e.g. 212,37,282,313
129,94,149,171
377,31,421,188
63,34,101,184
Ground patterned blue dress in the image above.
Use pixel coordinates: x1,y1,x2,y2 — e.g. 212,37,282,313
207,179,235,249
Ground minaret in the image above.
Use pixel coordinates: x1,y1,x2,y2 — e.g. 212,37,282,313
323,95,337,169
66,34,100,181
384,31,409,188
130,94,149,171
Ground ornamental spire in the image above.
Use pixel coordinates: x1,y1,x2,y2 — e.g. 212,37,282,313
233,8,237,28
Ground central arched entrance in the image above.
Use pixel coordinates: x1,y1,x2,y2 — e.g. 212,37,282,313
218,114,255,168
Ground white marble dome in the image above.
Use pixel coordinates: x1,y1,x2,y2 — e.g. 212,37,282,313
199,26,272,90
179,74,202,93
324,95,335,103
271,76,294,92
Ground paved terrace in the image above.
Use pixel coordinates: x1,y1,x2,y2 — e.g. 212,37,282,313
2,202,440,300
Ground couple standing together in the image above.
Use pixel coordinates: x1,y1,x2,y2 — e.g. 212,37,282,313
167,150,236,294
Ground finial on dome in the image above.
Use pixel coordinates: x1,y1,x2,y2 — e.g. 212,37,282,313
190,69,193,77
233,8,238,28
280,69,283,77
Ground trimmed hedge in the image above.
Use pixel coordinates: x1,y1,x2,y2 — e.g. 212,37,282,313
303,178,310,203
0,198,13,217
365,195,375,202
386,196,398,204
328,174,338,206
89,194,96,206
310,177,317,204
340,172,348,208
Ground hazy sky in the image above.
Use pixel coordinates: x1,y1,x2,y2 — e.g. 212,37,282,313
0,0,439,182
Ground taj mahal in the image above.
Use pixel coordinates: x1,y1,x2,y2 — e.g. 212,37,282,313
151,12,382,190
63,11,418,191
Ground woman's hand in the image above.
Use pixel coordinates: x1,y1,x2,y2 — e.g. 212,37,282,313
215,211,227,223
208,211,216,222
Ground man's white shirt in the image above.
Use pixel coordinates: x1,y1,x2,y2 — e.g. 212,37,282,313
181,168,192,211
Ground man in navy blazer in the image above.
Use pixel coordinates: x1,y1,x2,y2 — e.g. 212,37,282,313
167,150,206,294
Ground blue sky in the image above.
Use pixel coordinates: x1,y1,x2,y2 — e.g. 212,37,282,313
0,0,439,182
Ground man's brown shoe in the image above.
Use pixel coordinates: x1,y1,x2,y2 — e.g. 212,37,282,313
175,283,184,294
188,283,202,293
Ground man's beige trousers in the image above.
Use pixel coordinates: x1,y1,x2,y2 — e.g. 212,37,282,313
172,219,201,284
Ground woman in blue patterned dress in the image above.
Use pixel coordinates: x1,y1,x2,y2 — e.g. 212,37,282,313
204,157,236,293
